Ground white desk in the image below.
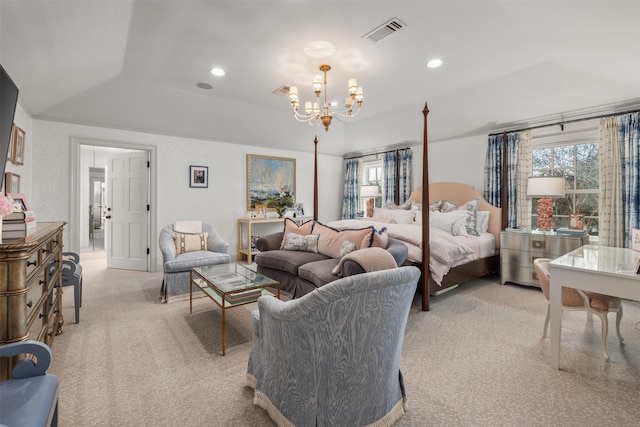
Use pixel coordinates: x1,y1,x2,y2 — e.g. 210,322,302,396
549,245,640,369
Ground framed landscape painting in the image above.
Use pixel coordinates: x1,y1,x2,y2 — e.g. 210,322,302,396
246,155,295,210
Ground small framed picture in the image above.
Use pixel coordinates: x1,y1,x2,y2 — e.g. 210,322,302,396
568,214,584,230
4,172,20,194
189,165,208,188
7,193,30,212
11,126,25,165
632,228,640,252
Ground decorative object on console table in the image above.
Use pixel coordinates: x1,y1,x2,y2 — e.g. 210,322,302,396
568,214,585,230
189,165,208,188
360,185,380,218
527,176,565,231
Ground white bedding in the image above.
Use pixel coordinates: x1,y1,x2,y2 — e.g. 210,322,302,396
325,219,496,285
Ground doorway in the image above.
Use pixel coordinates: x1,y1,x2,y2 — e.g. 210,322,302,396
71,139,158,272
88,167,106,251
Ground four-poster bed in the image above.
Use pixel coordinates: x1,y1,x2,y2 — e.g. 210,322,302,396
313,103,505,311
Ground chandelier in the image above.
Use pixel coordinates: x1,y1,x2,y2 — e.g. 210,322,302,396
288,64,364,131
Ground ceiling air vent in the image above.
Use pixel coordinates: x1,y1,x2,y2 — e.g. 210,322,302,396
272,84,290,96
362,18,406,43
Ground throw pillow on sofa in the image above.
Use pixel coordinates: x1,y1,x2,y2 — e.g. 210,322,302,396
280,218,314,249
282,232,320,253
312,222,374,259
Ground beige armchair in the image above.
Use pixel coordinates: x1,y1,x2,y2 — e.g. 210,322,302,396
533,257,624,360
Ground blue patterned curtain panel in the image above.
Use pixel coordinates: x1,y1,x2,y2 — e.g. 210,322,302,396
484,132,519,227
342,158,360,219
619,112,640,248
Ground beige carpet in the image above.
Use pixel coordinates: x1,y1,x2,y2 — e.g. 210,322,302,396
49,251,640,426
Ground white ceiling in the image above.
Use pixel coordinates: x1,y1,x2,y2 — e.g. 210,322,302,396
1,0,639,156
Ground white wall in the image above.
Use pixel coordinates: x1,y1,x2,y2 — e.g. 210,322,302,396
426,134,488,191
6,104,33,198
27,112,343,271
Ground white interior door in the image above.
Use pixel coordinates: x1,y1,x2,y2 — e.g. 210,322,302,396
106,151,149,270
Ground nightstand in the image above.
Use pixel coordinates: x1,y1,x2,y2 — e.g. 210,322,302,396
500,230,590,287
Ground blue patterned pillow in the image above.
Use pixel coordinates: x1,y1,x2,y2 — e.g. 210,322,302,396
460,199,480,236
282,232,319,253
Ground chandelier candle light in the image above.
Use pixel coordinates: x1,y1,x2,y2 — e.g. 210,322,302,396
527,176,566,231
288,64,363,131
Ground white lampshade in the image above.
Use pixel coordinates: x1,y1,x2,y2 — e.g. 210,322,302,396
360,185,380,198
527,176,565,198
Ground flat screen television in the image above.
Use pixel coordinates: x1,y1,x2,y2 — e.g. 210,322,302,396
0,64,20,190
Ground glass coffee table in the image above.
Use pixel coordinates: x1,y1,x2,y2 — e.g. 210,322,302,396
190,263,280,355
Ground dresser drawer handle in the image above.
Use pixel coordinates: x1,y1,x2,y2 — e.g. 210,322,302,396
26,301,33,308
40,279,46,286
39,313,46,319
27,260,38,267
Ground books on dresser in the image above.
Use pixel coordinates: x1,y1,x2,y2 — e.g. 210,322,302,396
2,210,37,238
3,210,35,221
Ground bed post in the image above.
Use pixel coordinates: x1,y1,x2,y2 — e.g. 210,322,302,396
422,102,430,311
314,135,318,221
501,132,508,229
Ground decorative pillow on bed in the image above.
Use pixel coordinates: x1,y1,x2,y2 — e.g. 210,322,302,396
174,232,209,255
429,200,443,211
475,210,490,234
282,232,319,253
434,199,481,236
438,199,459,213
373,208,415,224
280,218,314,249
459,199,480,236
385,200,412,210
429,210,469,236
312,222,374,258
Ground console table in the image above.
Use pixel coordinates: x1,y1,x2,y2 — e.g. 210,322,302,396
0,221,66,380
237,216,312,264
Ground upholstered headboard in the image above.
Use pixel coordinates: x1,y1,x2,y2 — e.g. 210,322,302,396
409,182,502,250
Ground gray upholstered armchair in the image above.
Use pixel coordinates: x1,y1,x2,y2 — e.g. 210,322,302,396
246,266,420,427
159,222,230,302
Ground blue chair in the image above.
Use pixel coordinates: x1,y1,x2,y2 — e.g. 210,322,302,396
159,222,230,302
0,340,59,427
49,252,82,323
246,266,420,427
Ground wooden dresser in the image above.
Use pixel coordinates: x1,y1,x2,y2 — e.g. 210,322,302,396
0,221,65,380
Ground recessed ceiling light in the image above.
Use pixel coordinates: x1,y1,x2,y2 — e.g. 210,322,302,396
210,67,225,77
426,59,443,69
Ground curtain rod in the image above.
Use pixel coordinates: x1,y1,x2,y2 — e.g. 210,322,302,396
488,107,640,137
343,146,412,160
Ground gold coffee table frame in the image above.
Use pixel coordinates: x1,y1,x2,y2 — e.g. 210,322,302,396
190,263,280,355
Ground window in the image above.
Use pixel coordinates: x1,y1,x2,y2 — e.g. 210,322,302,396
532,141,599,234
360,159,383,214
